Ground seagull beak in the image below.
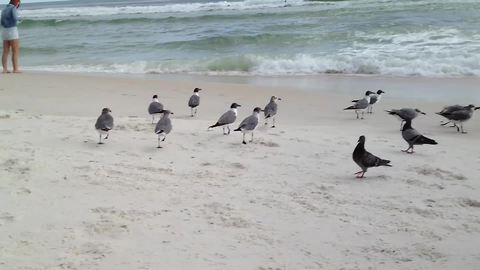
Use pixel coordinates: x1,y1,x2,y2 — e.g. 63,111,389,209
420,111,426,115
238,104,242,107
475,107,480,110
278,98,282,101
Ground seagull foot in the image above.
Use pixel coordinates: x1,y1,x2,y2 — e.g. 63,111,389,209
162,138,166,142
242,141,247,145
98,142,104,145
461,131,468,134
157,146,163,149
271,125,276,128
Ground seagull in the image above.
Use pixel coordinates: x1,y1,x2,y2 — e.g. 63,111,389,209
234,107,263,144
368,90,385,114
209,103,241,135
95,108,114,144
436,105,464,126
148,95,164,124
352,135,391,178
264,96,281,128
386,108,426,130
344,91,374,119
155,110,173,148
401,119,438,154
188,88,202,117
436,105,479,133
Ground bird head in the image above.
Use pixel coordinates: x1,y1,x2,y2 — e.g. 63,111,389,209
193,88,202,93
101,108,112,114
415,108,426,115
253,107,264,114
466,104,476,110
152,94,158,99
358,135,366,143
230,103,241,109
377,90,385,95
365,91,373,96
160,110,173,116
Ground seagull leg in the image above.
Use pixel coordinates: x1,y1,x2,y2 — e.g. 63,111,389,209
152,115,154,124
354,171,363,175
157,135,162,148
191,108,194,117
242,133,247,144
195,108,198,116
227,125,231,135
355,110,359,119
250,132,254,142
104,132,109,140
361,111,365,119
356,171,365,178
98,134,103,144
400,120,404,131
272,117,276,128
223,126,227,135
461,123,467,134
441,121,450,126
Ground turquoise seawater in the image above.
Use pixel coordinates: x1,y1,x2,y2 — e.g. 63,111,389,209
11,0,480,76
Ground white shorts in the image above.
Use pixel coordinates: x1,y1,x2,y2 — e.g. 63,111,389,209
2,27,19,41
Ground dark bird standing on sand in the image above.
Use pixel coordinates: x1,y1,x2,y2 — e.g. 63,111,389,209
209,103,241,135
386,108,426,130
188,88,202,117
352,136,391,178
148,95,164,124
95,108,114,144
264,96,281,128
401,119,437,154
436,104,479,133
344,91,374,119
234,107,263,144
155,110,173,148
368,90,385,114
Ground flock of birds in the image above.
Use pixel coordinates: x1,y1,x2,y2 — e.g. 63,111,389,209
94,88,281,148
94,87,479,178
345,90,479,178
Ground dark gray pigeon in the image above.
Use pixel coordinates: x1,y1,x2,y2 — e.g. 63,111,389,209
188,88,201,117
386,108,426,130
344,91,374,119
352,135,391,178
368,90,385,114
264,96,281,128
209,103,241,135
401,119,438,154
436,104,479,133
95,108,114,144
155,110,173,148
148,95,164,124
234,107,263,144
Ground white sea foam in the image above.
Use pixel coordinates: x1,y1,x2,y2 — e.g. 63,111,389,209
20,0,310,18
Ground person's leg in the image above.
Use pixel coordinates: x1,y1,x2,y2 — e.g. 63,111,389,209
2,40,11,73
11,39,20,73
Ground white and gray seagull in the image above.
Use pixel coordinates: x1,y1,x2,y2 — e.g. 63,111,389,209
264,96,281,128
155,110,173,148
386,108,426,130
188,88,202,117
95,108,114,144
148,94,164,124
344,91,374,119
436,104,479,133
208,103,241,135
368,90,385,114
234,107,263,144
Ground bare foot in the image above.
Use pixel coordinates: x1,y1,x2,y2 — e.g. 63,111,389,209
13,70,22,74
2,70,11,74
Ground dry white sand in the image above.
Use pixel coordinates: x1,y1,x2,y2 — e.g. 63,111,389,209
1,73,480,269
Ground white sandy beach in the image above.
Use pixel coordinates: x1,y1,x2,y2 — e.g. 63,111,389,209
1,73,480,269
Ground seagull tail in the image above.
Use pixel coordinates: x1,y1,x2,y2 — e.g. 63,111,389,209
351,99,359,103
233,127,242,132
209,122,221,129
344,106,356,110
385,110,396,115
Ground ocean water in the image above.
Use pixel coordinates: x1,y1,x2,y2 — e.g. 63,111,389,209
11,0,480,77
